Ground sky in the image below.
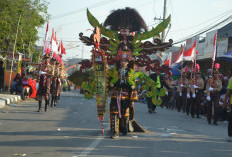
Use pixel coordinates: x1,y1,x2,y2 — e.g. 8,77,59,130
37,0,232,60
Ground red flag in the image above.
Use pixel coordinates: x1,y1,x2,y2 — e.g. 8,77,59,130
163,57,170,66
61,40,66,55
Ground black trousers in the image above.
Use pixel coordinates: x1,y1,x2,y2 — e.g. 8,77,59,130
207,91,220,123
196,90,204,116
228,105,232,137
147,97,156,111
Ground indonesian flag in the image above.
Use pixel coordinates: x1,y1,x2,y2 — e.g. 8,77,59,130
42,21,49,55
51,28,58,53
212,31,218,61
173,45,184,65
183,39,198,61
163,57,170,66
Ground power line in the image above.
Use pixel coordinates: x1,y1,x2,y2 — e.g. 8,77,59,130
171,9,232,33
51,0,118,20
173,13,232,45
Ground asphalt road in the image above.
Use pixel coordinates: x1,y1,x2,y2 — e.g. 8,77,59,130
0,90,231,157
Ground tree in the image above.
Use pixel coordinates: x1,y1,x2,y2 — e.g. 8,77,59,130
0,0,49,62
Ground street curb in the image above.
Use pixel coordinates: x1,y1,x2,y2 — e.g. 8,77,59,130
0,100,5,108
0,95,22,108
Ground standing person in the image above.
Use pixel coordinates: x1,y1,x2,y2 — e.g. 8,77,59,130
223,68,232,142
55,58,62,104
147,61,171,113
37,53,52,112
186,73,194,116
50,54,57,107
195,67,205,118
0,61,4,93
178,68,189,113
206,65,222,125
109,52,137,139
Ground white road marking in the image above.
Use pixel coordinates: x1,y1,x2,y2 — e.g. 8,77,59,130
75,125,110,157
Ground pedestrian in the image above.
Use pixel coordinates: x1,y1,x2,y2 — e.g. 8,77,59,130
0,60,4,93
223,68,232,142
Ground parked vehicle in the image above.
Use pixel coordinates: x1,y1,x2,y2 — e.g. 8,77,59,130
21,76,37,100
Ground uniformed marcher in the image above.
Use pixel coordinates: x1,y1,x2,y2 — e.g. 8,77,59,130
206,64,222,125
178,67,189,113
194,65,204,118
50,53,57,107
55,57,62,104
37,52,53,112
186,74,195,117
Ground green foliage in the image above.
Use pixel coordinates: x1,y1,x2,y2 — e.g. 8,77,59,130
0,0,49,59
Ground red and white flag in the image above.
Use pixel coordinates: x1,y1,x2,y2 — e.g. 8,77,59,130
42,21,49,55
183,39,198,61
173,45,184,65
51,28,58,53
212,31,218,61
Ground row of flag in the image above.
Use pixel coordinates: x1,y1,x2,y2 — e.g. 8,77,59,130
42,21,66,59
162,31,218,67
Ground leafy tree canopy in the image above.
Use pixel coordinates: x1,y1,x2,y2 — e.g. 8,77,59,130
0,0,49,62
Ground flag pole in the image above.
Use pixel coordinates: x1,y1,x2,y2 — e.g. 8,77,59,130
180,45,184,93
210,31,218,86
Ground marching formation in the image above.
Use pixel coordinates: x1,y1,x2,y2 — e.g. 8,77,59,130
37,52,63,112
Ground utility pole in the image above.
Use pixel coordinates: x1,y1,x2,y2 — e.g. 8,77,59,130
161,0,167,43
8,12,22,92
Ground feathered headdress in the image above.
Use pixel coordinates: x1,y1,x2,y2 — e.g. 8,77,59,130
103,7,148,32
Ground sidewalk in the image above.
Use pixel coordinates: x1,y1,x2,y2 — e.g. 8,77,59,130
0,93,21,108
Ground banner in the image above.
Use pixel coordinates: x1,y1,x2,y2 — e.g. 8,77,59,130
93,48,107,120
